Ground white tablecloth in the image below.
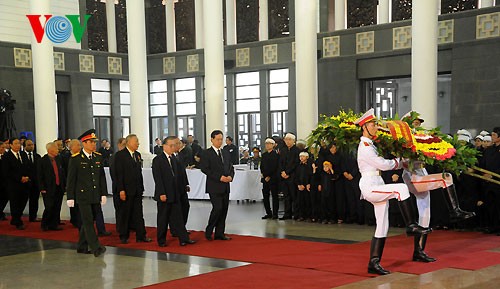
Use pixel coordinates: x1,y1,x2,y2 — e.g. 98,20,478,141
104,167,263,201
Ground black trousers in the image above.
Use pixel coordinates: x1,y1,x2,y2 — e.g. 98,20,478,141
77,203,101,252
331,180,345,221
28,187,40,221
297,189,311,219
157,201,189,245
41,186,63,229
180,192,190,225
344,178,363,223
262,181,279,217
309,186,321,220
281,178,297,217
320,187,333,221
117,192,146,240
9,185,29,226
54,189,64,224
206,192,229,238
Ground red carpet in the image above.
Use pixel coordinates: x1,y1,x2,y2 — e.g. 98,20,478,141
2,218,500,288
139,264,367,289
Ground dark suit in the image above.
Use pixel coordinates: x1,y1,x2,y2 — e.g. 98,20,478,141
25,151,41,221
280,145,300,218
61,150,79,227
260,150,280,217
0,153,8,219
2,150,31,227
66,150,107,252
223,143,239,165
200,147,235,238
114,149,147,241
177,146,193,167
38,154,65,229
153,145,162,156
174,154,190,226
152,152,190,245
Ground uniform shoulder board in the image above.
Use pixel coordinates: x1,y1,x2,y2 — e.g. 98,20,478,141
71,152,80,157
94,151,102,155
363,142,370,146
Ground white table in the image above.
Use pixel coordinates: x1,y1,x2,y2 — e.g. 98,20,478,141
104,167,263,201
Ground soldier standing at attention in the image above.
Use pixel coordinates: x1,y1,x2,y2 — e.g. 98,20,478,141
66,129,107,257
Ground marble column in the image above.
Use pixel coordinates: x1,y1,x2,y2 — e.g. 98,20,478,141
203,0,225,145
411,0,439,128
334,0,346,30
126,0,151,161
105,0,117,53
294,0,318,139
165,0,176,52
479,0,495,8
259,0,269,40
378,0,390,24
195,0,204,48
225,0,237,45
30,0,58,147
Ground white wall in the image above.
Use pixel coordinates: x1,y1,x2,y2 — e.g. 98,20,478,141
0,0,81,49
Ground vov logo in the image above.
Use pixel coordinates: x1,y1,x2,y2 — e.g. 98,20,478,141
26,15,91,44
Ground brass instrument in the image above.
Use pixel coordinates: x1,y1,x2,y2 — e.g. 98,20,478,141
464,166,500,186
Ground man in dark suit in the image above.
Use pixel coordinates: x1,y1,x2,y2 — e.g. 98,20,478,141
24,139,41,222
152,136,196,247
153,138,162,155
2,137,31,229
200,130,235,241
63,139,82,228
173,137,191,229
114,134,151,244
38,142,65,231
0,141,9,220
109,137,126,232
177,138,193,168
223,136,239,165
66,129,107,257
279,133,300,220
260,138,280,219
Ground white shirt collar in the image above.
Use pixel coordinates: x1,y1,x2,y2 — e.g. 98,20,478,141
360,136,373,144
211,146,221,152
163,151,173,158
83,149,92,159
126,147,135,156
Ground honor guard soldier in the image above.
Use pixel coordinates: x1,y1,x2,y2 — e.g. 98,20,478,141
355,109,431,275
66,129,107,257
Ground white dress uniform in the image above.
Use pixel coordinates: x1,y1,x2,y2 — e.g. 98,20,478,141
357,136,410,238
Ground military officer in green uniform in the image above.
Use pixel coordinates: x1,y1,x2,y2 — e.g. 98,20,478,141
66,129,107,257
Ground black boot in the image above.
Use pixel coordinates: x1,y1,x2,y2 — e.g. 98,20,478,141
413,234,436,262
368,237,390,275
443,185,475,222
398,198,432,236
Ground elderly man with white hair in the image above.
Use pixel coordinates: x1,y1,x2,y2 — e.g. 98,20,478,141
38,142,65,231
279,133,300,220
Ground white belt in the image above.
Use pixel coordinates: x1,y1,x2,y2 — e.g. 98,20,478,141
362,171,381,177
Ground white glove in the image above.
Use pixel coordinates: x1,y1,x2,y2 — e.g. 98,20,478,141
101,196,107,205
67,200,75,208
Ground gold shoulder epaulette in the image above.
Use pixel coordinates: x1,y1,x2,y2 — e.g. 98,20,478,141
94,151,102,155
71,152,80,157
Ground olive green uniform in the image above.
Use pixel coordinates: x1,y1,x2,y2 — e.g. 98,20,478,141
66,151,108,252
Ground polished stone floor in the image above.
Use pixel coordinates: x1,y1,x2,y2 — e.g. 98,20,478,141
2,197,500,288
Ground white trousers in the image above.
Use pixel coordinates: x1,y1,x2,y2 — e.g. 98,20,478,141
360,177,410,238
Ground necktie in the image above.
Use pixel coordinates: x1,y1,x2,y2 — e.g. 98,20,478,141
51,158,60,186
168,155,175,176
16,152,22,163
217,149,223,163
89,154,92,161
28,152,33,163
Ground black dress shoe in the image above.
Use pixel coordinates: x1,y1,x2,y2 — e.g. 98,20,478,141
50,226,63,231
120,238,129,244
93,246,106,257
261,215,272,220
205,233,213,241
180,239,196,246
214,235,232,241
136,237,152,243
158,243,167,247
77,249,91,254
279,215,292,220
98,231,112,237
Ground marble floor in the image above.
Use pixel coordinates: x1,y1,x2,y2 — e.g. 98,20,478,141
1,197,500,289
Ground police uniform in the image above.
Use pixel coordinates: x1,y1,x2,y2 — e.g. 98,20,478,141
355,109,430,275
66,130,107,256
